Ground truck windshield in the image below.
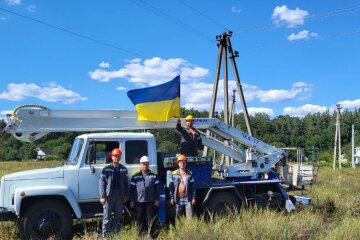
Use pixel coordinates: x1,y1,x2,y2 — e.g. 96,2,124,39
66,138,84,165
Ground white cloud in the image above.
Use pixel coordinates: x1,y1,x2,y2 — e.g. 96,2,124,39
272,5,308,28
180,79,310,112
0,110,11,119
231,6,241,13
288,30,318,41
116,86,127,91
337,98,360,110
181,80,251,111
89,57,312,114
282,98,360,118
0,83,87,104
26,5,36,12
6,0,21,6
255,82,312,103
181,81,214,110
247,107,274,116
283,104,328,117
99,61,110,68
180,66,209,81
89,57,209,86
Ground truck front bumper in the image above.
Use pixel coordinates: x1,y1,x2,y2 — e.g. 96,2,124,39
0,208,16,221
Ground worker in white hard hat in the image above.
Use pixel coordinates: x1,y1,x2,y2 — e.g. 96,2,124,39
129,156,159,238
176,115,204,156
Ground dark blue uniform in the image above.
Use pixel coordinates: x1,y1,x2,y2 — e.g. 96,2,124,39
130,170,160,235
99,164,128,237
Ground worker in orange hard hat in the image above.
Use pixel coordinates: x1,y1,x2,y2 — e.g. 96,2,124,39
169,154,196,218
99,148,129,238
176,115,204,156
176,154,187,162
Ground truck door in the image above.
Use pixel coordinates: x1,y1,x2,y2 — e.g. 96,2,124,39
78,140,119,200
122,139,155,176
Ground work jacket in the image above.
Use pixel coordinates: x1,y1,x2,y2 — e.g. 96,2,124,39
176,123,203,156
129,170,160,203
99,164,128,198
169,169,196,202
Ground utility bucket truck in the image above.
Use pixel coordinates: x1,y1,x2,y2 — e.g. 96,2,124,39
0,105,311,239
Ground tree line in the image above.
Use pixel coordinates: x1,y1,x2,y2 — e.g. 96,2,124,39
1,108,360,164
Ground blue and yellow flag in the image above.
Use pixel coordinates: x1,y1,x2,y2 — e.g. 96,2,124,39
127,76,180,121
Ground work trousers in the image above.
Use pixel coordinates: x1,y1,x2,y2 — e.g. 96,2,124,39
135,202,156,236
102,190,124,237
175,197,193,218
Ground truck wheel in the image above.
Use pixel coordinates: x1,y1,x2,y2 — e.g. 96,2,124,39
206,192,240,217
20,200,72,239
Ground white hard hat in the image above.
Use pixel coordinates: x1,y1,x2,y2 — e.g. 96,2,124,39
140,156,149,163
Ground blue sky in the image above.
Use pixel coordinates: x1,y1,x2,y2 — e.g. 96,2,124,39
1,0,360,119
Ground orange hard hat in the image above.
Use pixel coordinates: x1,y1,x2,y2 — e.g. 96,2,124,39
177,154,187,162
111,148,122,157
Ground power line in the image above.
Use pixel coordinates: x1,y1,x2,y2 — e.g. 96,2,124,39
322,28,360,40
177,0,230,32
129,0,214,44
234,3,360,33
0,7,147,58
306,3,360,21
238,28,360,53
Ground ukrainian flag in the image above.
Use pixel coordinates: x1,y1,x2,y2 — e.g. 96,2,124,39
127,76,180,121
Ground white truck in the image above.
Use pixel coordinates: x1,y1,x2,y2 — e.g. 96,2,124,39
0,105,312,239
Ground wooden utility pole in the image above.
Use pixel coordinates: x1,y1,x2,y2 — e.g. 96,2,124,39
203,32,252,161
333,104,342,169
227,35,252,134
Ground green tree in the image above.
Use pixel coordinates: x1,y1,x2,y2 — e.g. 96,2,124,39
19,143,37,160
53,143,72,160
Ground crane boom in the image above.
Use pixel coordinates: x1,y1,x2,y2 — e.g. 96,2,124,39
4,105,284,177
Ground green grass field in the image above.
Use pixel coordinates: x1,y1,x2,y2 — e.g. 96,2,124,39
0,161,359,239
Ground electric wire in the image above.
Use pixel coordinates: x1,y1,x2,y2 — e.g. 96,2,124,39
177,0,230,32
306,3,360,21
0,7,147,58
238,28,360,53
234,3,360,33
1,3,359,56
129,0,214,43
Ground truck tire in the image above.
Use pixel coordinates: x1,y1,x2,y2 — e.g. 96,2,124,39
20,199,72,240
206,191,240,217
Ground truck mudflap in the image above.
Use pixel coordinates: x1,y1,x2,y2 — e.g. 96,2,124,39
0,207,16,221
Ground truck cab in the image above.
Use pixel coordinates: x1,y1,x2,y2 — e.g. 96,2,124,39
0,132,159,239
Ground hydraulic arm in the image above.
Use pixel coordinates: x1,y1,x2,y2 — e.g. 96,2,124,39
4,105,284,177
